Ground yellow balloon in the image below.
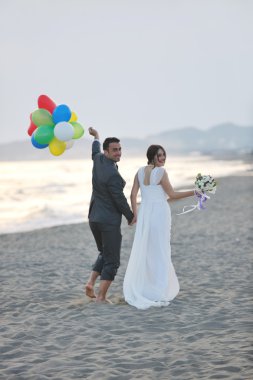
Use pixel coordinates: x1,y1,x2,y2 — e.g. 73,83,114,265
49,137,66,156
69,111,78,122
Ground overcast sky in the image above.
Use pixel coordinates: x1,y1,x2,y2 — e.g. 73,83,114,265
1,0,253,143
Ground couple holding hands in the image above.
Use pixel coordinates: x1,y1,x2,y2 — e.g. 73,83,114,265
85,127,195,310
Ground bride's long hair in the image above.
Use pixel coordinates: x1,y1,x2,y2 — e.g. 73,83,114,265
146,145,166,165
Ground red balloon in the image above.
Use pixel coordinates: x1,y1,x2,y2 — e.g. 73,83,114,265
38,94,56,114
27,120,37,136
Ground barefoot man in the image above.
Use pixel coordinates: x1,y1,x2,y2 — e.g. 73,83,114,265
85,128,135,303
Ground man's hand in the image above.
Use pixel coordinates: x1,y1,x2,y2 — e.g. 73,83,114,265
128,215,137,226
89,127,99,139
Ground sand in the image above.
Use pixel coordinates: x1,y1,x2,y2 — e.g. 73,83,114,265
0,175,252,379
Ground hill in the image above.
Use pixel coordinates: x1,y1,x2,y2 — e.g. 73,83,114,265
0,123,252,161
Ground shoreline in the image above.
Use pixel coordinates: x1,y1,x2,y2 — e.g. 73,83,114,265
0,150,252,163
1,170,252,237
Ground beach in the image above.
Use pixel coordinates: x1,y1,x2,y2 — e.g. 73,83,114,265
0,175,252,379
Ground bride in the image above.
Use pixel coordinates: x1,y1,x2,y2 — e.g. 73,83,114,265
123,145,195,310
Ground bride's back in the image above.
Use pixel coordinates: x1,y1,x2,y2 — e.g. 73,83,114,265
138,166,168,201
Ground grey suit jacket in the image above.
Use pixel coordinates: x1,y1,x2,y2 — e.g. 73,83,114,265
88,140,134,225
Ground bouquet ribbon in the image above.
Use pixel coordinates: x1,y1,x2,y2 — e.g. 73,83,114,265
176,192,210,215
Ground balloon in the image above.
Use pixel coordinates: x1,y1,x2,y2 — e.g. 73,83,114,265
65,140,75,150
70,122,84,139
69,111,78,122
49,137,66,156
27,120,37,136
54,121,74,141
31,133,48,149
32,109,54,127
34,125,54,145
38,94,56,114
52,104,71,124
27,95,84,157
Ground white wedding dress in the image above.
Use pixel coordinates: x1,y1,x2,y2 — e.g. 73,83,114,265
123,166,180,310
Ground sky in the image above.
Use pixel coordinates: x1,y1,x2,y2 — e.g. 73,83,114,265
1,0,253,143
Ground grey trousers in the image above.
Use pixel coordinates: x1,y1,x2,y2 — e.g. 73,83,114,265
89,222,122,281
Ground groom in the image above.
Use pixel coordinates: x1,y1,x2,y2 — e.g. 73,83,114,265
85,127,135,303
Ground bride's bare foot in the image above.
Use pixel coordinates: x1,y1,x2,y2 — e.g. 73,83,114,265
85,284,96,298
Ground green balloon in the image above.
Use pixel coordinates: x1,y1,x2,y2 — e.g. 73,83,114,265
71,122,84,139
32,109,54,127
34,125,54,144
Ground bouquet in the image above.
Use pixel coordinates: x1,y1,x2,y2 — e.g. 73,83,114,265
177,173,217,215
195,173,217,194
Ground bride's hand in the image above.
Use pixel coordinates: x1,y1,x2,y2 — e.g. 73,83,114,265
194,189,202,196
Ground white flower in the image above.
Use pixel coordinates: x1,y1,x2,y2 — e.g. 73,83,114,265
195,173,217,193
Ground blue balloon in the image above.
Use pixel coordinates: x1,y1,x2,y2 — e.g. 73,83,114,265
31,133,48,149
52,104,71,124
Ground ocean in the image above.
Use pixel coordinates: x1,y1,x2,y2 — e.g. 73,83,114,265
0,155,251,234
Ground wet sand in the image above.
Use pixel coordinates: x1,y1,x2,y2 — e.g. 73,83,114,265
0,175,252,379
